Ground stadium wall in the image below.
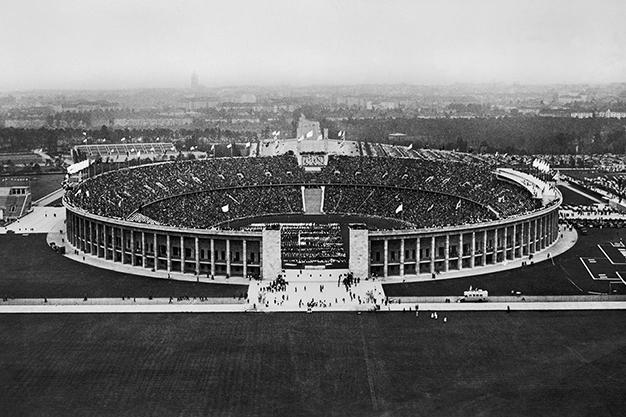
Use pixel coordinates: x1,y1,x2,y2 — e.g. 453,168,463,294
366,200,561,278
65,195,560,281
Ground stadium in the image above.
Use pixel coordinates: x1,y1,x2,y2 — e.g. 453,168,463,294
63,134,563,283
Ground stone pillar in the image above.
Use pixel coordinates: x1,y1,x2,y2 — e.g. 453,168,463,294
503,226,508,259
180,235,185,273
226,239,231,276
348,225,369,279
195,237,200,275
459,233,464,269
166,234,171,272
262,227,281,280
444,234,450,271
242,239,247,279
399,239,405,276
470,231,476,268
103,225,108,259
210,238,216,277
482,230,487,265
383,239,389,278
429,236,435,274
416,237,421,274
96,224,101,257
153,233,158,269
130,230,136,266
142,231,147,268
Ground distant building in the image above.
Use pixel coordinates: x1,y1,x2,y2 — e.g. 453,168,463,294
0,178,31,222
296,114,321,140
388,133,407,142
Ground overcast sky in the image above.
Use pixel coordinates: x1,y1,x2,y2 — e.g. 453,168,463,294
1,0,624,90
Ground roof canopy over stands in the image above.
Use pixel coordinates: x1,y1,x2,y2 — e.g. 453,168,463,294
72,143,177,163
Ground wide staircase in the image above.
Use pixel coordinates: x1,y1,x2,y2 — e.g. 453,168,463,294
303,186,324,214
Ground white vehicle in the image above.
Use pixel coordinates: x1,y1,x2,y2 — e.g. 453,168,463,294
460,287,489,302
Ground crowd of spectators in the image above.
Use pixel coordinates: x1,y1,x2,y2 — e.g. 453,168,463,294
140,185,303,228
66,155,304,219
318,156,537,217
323,185,494,229
66,153,540,228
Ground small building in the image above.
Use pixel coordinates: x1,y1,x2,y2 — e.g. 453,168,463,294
0,178,32,222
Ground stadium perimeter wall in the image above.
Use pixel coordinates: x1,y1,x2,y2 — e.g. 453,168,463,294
64,195,560,281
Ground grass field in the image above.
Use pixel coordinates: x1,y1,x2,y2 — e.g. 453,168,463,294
22,174,65,201
0,234,246,299
1,311,625,417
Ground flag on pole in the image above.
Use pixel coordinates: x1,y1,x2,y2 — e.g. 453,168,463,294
456,199,462,210
226,143,232,149
82,138,87,143
245,142,251,148
395,203,403,214
121,137,126,142
221,204,229,213
306,130,313,138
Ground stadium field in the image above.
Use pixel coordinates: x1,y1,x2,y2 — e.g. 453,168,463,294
1,311,625,417
0,234,246,299
384,228,626,297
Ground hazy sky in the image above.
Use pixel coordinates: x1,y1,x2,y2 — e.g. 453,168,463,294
1,0,624,90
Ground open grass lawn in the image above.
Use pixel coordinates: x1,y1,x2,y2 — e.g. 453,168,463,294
23,174,65,201
1,311,625,416
385,228,626,297
0,234,246,299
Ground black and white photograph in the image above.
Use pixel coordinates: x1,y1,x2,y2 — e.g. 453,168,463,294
1,0,625,415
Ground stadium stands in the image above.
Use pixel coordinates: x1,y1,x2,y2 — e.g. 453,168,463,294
65,153,539,229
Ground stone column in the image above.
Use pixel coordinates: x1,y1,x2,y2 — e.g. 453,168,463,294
503,226,508,259
430,236,435,274
96,223,101,257
142,231,147,268
153,233,158,269
166,234,171,272
444,234,450,271
470,231,476,268
416,237,421,275
242,239,247,279
130,230,136,266
383,239,389,278
459,233,464,269
226,239,231,276
195,237,200,275
482,230,487,265
103,225,108,259
399,239,405,276
210,238,216,277
180,235,185,273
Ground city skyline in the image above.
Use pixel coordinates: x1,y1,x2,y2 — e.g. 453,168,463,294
1,0,625,91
